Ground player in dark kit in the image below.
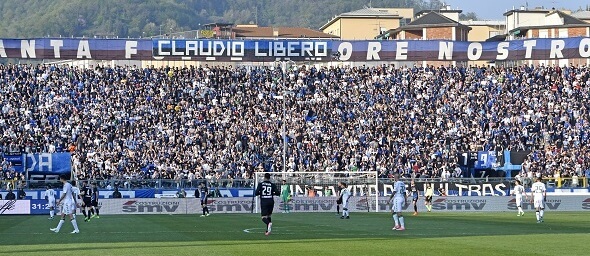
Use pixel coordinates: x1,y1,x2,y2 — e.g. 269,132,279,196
197,182,210,217
81,181,92,222
410,180,419,216
336,181,343,215
90,182,100,219
255,173,280,236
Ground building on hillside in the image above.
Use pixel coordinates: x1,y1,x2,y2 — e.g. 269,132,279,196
504,7,572,36
506,8,590,66
153,23,336,40
461,20,506,41
377,11,471,41
232,25,339,39
376,7,471,67
572,11,590,23
414,4,462,22
319,8,414,40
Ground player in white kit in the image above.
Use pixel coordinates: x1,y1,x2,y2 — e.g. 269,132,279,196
388,174,407,231
339,182,351,219
50,175,80,234
531,177,547,223
512,180,528,216
45,185,57,220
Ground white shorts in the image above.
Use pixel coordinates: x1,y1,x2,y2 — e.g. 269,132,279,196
515,196,522,207
48,199,56,208
342,196,350,209
61,202,74,215
533,197,545,209
392,197,404,213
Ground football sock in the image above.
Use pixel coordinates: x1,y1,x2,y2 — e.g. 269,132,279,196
535,211,540,221
517,206,523,214
205,207,209,214
337,205,340,214
82,209,87,218
56,219,65,231
399,216,405,228
71,218,79,231
414,204,417,212
540,210,544,218
202,208,206,215
393,214,399,226
90,209,95,215
262,217,269,225
267,217,271,223
50,210,55,217
96,208,99,216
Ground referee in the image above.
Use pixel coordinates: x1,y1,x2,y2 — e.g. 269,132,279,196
336,181,343,215
255,173,280,236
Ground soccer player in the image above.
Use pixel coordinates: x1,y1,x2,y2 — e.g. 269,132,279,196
424,183,433,212
81,181,92,221
339,182,351,219
409,180,419,216
90,182,100,219
388,174,407,231
512,180,528,216
531,177,547,223
197,182,210,217
50,175,80,234
280,180,291,213
45,185,56,220
255,173,279,236
335,181,342,215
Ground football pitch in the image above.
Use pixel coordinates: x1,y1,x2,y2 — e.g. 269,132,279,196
0,212,587,256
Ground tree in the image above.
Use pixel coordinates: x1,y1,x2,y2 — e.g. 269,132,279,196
459,12,479,21
142,23,157,37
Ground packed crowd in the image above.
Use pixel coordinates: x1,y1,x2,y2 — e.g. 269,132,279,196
1,62,590,186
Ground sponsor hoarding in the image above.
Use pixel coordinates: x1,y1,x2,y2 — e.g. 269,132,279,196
24,196,590,214
0,200,31,214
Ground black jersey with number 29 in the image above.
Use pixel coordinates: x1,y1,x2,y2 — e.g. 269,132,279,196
256,181,279,204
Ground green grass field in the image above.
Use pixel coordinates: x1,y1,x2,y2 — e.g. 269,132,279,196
0,211,588,256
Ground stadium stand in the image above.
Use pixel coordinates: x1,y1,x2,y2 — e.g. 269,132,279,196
0,63,589,187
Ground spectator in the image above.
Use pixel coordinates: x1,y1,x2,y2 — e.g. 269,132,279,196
571,173,579,187
306,186,316,197
177,189,186,198
0,63,589,185
5,189,16,200
112,187,122,198
17,187,26,200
